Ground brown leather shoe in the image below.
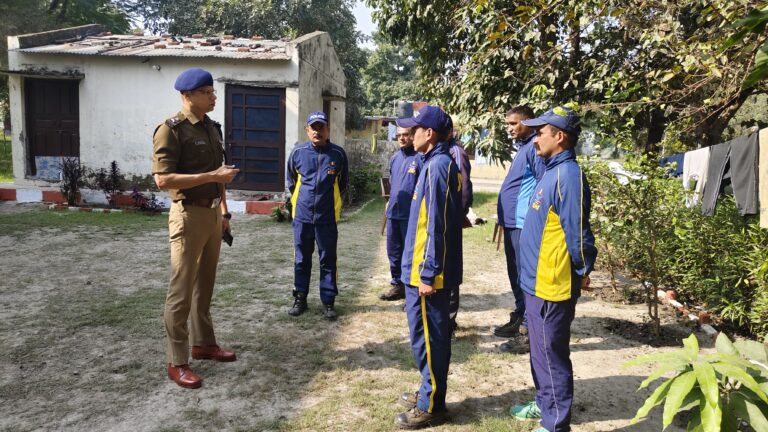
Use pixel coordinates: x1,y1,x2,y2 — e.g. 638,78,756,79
395,406,447,429
379,283,405,301
399,391,419,408
167,364,202,389
192,345,237,362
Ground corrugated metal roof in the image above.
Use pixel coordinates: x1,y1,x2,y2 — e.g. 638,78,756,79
14,34,292,60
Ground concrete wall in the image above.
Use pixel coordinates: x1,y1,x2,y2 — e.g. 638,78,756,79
6,32,345,192
294,32,346,148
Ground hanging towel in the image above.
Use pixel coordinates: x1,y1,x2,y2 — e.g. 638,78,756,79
701,142,731,216
759,128,768,228
659,153,685,177
682,147,710,207
730,133,758,216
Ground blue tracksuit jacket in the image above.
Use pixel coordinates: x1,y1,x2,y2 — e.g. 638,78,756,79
386,147,423,220
497,132,545,229
401,141,463,289
519,149,597,301
286,141,349,224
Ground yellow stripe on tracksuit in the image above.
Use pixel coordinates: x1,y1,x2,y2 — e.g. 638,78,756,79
291,174,302,218
420,296,437,413
333,177,342,222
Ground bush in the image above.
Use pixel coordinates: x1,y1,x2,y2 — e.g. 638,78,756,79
585,156,768,336
89,161,125,207
345,163,381,206
56,157,86,206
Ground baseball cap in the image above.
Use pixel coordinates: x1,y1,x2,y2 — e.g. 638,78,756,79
521,106,581,137
306,111,328,125
174,68,214,92
396,105,452,134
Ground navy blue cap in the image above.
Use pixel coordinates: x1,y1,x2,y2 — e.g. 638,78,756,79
306,111,328,125
174,68,214,92
522,106,581,137
396,105,452,134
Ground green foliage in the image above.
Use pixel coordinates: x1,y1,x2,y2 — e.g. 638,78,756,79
626,333,768,431
361,32,422,116
89,160,125,207
585,159,768,336
56,157,87,206
369,0,767,158
270,205,289,222
345,163,379,205
725,5,768,89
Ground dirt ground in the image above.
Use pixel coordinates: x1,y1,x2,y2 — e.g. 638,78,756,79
0,199,710,431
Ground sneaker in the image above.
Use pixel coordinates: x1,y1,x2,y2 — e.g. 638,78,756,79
509,400,541,421
288,293,307,316
395,406,446,429
493,312,524,337
499,335,529,354
379,283,405,301
399,391,418,409
323,303,337,321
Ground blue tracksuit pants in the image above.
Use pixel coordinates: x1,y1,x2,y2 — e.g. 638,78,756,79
405,284,452,413
504,227,527,327
525,293,576,432
386,218,409,286
292,220,338,304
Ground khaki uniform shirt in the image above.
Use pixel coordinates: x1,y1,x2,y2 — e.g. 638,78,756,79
152,109,225,201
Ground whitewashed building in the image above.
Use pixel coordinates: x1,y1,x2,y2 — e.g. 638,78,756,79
3,24,346,193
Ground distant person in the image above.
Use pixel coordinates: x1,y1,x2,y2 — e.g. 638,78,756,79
509,106,597,432
394,105,463,429
152,68,240,389
494,105,545,354
379,126,423,301
286,112,349,320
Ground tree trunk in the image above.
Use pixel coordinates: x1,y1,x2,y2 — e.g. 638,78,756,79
643,108,666,156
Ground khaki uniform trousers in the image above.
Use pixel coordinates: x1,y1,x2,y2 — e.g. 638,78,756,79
165,202,222,365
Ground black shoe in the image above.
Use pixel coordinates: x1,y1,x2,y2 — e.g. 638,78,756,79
395,406,447,429
288,292,307,316
500,335,530,354
493,312,524,338
399,391,418,409
323,303,337,321
379,283,405,301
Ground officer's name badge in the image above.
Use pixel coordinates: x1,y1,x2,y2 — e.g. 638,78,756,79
195,140,206,146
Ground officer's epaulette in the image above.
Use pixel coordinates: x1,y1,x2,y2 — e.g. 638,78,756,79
164,116,184,128
211,119,221,127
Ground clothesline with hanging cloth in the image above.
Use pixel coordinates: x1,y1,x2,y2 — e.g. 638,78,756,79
658,127,768,228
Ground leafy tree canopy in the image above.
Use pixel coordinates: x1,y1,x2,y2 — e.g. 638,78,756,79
368,0,768,161
361,32,422,116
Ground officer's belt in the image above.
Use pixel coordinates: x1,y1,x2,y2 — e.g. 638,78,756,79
179,197,221,208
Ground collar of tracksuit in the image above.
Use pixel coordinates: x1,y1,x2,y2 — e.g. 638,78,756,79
424,141,451,160
545,148,576,170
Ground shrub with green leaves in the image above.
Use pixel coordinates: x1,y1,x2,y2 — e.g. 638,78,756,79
626,333,768,431
585,157,768,336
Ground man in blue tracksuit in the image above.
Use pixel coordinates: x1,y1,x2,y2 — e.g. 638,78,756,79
394,105,463,429
286,111,349,321
379,126,424,301
494,105,545,354
509,106,597,432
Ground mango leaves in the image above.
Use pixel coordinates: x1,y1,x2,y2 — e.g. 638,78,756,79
626,333,768,430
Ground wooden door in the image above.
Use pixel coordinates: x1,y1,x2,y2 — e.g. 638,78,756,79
225,85,285,191
25,79,79,176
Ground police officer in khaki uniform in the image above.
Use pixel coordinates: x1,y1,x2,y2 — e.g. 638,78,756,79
152,68,240,389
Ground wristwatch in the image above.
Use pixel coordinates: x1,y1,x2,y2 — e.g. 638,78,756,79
222,212,232,220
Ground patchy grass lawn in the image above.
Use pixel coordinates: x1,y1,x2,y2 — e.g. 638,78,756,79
0,135,12,183
0,197,690,431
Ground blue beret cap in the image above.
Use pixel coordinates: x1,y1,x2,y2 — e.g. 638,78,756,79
522,106,582,137
174,68,214,92
396,105,452,134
